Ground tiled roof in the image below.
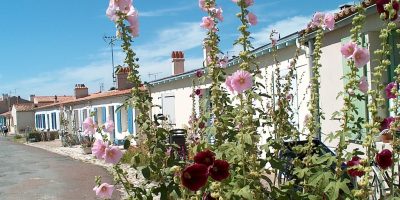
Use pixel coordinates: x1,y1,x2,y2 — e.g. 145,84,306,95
116,67,132,74
34,87,145,110
34,96,74,103
0,111,11,116
14,103,35,112
302,0,376,34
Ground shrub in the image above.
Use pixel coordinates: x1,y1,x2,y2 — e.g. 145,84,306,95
28,132,41,142
14,134,23,140
120,145,149,165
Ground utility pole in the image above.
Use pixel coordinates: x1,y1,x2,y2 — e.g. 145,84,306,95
103,35,119,84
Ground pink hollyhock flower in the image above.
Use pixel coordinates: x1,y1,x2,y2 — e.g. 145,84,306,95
225,76,234,93
181,164,209,191
247,12,258,25
245,0,254,7
113,0,132,13
92,139,108,159
210,160,230,181
385,82,397,99
93,183,114,199
219,56,228,68
194,150,215,166
129,25,139,37
83,117,97,135
212,7,224,22
127,6,138,26
199,0,215,11
346,156,365,177
323,13,335,30
104,146,123,164
106,3,119,22
340,42,357,59
200,16,215,30
230,70,253,94
358,76,368,94
376,149,393,170
103,119,115,133
352,47,370,68
311,12,325,28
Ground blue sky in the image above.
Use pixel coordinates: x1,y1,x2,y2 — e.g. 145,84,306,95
0,0,352,99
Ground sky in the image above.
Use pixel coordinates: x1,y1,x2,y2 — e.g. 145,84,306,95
0,0,353,99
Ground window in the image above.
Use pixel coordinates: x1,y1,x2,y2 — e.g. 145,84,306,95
162,93,175,125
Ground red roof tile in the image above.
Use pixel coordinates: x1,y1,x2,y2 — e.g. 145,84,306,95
14,103,35,112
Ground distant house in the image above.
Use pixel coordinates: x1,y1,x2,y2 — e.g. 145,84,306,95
10,103,36,134
33,67,140,145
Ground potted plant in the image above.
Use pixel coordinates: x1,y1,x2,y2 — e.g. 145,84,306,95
81,135,95,154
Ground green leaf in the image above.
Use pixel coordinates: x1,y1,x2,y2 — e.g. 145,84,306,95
142,167,151,179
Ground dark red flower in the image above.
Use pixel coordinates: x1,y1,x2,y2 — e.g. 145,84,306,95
196,70,204,78
203,193,217,200
194,150,215,166
380,117,395,131
376,149,393,170
181,164,209,191
195,89,202,96
198,121,205,129
377,0,399,21
346,156,365,177
210,160,230,181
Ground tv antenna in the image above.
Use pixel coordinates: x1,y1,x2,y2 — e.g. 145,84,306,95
103,35,119,83
148,72,162,81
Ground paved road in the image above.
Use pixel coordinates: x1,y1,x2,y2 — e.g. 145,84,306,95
0,137,120,200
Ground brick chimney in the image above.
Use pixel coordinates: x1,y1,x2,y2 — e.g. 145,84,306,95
74,84,89,99
30,94,35,102
203,40,210,67
171,51,185,75
116,67,134,90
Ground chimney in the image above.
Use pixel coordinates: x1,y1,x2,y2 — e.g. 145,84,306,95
54,95,58,103
74,84,89,99
116,67,135,90
203,40,210,67
30,94,35,102
171,51,185,75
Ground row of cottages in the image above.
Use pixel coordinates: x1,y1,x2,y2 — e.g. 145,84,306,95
32,67,139,145
149,1,394,152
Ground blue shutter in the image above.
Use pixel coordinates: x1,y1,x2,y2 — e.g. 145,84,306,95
127,108,133,134
117,110,122,133
102,107,107,123
42,114,45,129
55,113,57,130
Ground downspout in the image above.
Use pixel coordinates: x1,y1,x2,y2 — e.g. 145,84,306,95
297,37,321,140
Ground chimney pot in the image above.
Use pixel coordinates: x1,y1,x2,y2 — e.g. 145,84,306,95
74,84,89,98
116,66,135,90
171,51,185,75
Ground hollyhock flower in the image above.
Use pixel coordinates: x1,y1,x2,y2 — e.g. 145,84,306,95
106,3,119,22
127,7,138,26
210,160,230,181
377,0,399,21
181,164,209,191
92,139,108,159
200,17,215,30
198,121,205,129
232,0,254,7
103,119,115,133
311,12,325,28
104,146,123,164
385,82,397,99
225,76,234,93
83,117,97,135
346,156,365,177
376,149,393,169
113,0,132,13
340,42,357,59
199,0,215,11
93,183,114,199
247,12,258,25
194,150,215,166
195,89,202,96
212,8,224,21
352,47,370,68
358,76,368,94
380,117,395,131
196,70,204,78
219,56,228,68
230,70,253,94
323,13,335,30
